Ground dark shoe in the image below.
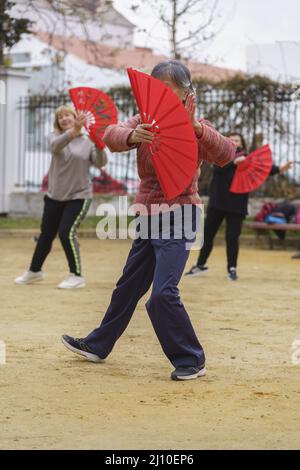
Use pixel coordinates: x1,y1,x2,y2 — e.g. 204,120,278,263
185,265,209,277
171,365,206,381
61,335,104,363
292,251,300,259
227,268,238,281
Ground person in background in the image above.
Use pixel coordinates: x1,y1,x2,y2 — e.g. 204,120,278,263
265,200,297,240
185,133,293,280
265,200,297,224
15,105,107,289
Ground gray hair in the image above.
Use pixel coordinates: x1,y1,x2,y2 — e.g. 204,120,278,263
151,60,194,92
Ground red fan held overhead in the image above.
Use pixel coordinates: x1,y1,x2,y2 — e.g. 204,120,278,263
68,87,118,149
230,144,273,194
127,68,198,200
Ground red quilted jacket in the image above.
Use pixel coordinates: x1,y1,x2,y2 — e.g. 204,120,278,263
103,114,236,214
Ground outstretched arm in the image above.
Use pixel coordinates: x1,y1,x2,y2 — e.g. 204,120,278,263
196,120,236,167
103,114,152,152
48,130,73,153
270,161,293,176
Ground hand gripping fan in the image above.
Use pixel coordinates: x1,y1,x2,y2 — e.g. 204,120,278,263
68,87,118,149
127,68,198,200
230,144,273,194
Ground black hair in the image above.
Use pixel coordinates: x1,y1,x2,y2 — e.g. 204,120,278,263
227,132,247,150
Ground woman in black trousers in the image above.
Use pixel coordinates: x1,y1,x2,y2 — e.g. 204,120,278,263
185,133,292,280
14,105,107,289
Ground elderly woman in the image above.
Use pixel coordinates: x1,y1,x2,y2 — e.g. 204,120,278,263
62,60,236,381
15,105,107,289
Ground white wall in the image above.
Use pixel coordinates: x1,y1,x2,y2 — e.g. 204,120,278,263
8,36,129,94
64,54,129,90
7,35,56,68
10,2,134,47
0,70,30,214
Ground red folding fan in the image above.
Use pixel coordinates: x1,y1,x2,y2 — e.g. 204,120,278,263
230,144,273,194
127,68,198,200
68,87,118,149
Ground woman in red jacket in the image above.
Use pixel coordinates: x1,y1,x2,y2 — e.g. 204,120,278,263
62,60,236,381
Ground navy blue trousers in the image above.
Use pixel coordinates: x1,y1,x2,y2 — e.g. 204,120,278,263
85,206,205,368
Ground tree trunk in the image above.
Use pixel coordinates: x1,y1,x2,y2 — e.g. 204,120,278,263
171,0,180,60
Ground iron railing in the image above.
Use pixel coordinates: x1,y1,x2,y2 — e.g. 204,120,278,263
16,87,300,196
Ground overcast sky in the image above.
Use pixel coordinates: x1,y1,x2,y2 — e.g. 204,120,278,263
115,0,300,72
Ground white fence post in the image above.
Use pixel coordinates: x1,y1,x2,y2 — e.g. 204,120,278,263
0,69,30,214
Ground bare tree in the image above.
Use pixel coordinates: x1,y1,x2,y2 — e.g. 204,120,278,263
6,0,134,93
11,0,120,44
132,0,222,61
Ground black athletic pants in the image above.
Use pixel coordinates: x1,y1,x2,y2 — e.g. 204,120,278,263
197,206,244,271
30,196,91,276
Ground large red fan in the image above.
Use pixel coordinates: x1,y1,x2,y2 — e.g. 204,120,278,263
68,87,118,149
127,68,198,200
230,144,273,194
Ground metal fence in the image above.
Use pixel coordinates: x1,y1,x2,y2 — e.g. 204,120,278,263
194,84,300,195
16,87,300,196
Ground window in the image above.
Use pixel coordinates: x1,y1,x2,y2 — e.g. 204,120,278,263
10,52,31,64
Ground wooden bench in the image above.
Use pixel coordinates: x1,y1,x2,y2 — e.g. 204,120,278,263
244,222,300,249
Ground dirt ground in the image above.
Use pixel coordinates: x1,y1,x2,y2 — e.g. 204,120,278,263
0,238,300,450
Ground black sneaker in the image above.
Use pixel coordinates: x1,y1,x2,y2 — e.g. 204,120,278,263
184,265,209,277
61,335,104,363
227,268,238,281
171,365,206,381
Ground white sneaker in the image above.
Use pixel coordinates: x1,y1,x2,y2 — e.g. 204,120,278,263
58,274,85,289
15,270,44,285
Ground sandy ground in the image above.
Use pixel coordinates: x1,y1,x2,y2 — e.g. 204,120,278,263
0,238,300,450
